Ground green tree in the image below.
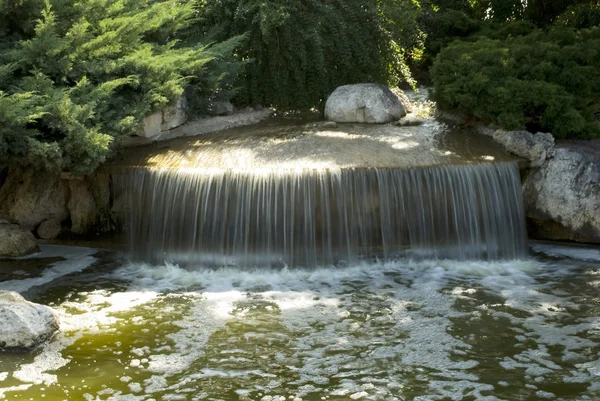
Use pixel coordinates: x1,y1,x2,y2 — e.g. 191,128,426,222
0,0,241,173
193,0,422,111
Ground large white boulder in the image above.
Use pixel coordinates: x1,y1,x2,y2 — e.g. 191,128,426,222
325,84,408,124
0,291,59,352
523,143,600,243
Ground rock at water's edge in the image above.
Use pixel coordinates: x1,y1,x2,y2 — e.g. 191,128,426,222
523,144,600,243
37,219,62,240
0,169,69,230
139,97,188,138
0,222,39,257
0,291,59,352
325,84,407,124
393,115,427,127
493,130,555,167
161,97,188,131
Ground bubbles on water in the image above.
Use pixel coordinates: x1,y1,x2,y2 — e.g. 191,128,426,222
1,250,599,400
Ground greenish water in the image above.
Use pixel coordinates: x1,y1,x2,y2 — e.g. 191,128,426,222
1,244,599,401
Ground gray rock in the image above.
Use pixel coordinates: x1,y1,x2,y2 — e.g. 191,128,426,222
37,219,61,240
493,130,555,167
523,143,600,243
0,291,59,352
141,111,163,138
161,97,187,131
212,100,236,116
0,223,39,257
325,83,407,124
0,169,69,230
67,180,97,234
139,97,188,137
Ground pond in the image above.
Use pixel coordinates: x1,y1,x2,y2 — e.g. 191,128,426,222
1,244,599,401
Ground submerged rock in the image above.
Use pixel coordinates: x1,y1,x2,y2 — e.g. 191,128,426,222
0,291,59,352
0,222,39,257
493,130,555,167
325,83,407,124
393,115,427,127
523,142,600,243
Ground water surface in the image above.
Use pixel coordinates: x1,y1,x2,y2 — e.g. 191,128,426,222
1,245,599,401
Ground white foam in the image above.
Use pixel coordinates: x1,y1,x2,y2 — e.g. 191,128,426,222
3,248,600,400
12,335,75,386
531,243,600,262
0,384,32,399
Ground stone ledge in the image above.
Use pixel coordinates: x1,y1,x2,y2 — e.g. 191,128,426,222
123,109,275,147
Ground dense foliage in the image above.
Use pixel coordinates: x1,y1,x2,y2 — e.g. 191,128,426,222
2,0,600,173
194,0,422,111
556,2,600,29
431,28,600,138
416,0,597,72
0,0,240,173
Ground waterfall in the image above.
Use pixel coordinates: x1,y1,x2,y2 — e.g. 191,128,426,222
114,162,527,267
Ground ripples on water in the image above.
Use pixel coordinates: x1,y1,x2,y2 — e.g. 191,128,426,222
1,245,599,401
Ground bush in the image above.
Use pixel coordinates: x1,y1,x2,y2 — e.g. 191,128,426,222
431,27,600,138
418,9,482,68
0,0,241,173
193,0,422,111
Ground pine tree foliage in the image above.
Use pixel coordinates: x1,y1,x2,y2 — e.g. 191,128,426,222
193,0,422,111
0,0,242,173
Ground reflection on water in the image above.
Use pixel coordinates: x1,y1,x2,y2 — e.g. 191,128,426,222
1,245,599,400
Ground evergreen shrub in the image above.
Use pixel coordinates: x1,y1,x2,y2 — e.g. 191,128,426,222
431,27,600,138
0,0,241,173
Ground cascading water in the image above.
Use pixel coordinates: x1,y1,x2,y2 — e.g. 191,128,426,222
6,120,600,401
111,120,527,266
